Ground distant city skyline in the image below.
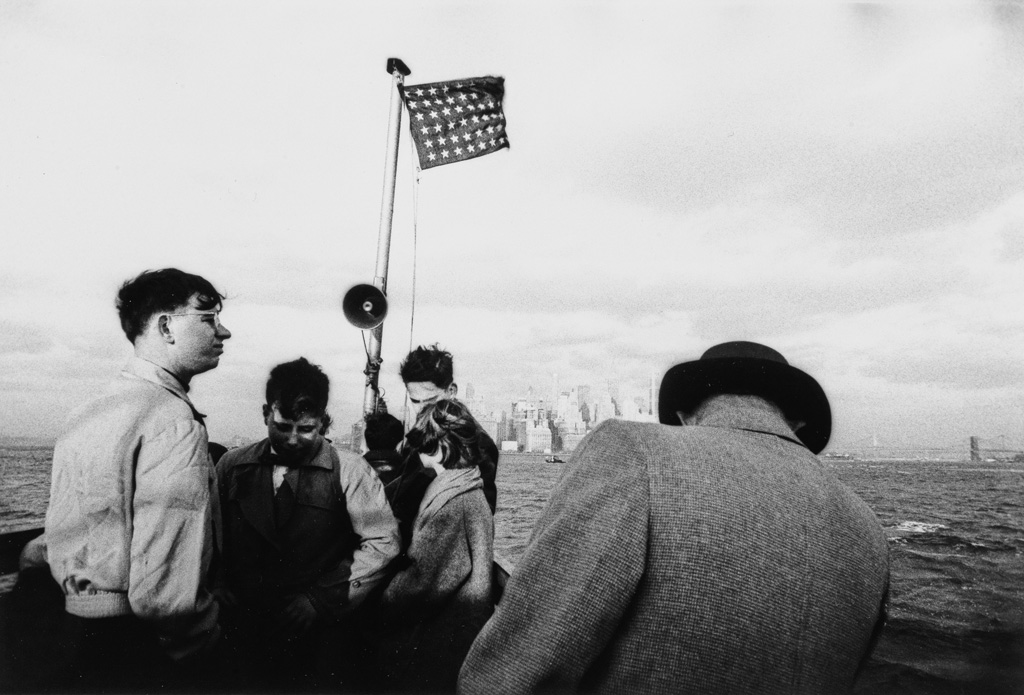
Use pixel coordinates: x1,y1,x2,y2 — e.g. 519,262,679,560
2,4,1022,455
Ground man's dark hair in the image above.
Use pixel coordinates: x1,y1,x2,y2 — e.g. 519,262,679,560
266,358,331,430
116,268,225,343
364,412,404,451
399,344,454,388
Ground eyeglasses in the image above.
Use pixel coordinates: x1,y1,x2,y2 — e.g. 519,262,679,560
164,311,224,328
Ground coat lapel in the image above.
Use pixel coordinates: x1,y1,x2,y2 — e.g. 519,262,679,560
234,444,280,549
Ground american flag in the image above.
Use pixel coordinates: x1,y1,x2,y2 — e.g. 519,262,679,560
400,76,509,170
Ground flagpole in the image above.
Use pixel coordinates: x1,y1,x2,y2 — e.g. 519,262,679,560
363,57,411,416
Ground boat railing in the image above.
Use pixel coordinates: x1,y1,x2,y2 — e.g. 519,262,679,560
2,526,516,602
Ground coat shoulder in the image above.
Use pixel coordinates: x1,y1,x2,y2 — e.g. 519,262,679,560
217,440,264,474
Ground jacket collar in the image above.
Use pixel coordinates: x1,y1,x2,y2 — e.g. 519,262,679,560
229,437,333,549
419,467,483,520
251,437,332,470
122,357,206,422
690,394,805,448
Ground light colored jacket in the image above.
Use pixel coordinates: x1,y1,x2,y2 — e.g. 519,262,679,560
45,357,220,660
459,395,890,695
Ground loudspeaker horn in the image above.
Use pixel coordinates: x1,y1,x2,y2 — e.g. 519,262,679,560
342,284,388,330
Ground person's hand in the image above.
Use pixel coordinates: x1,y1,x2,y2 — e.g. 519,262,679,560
275,594,318,639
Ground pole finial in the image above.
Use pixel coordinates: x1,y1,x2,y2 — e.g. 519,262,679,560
386,58,411,77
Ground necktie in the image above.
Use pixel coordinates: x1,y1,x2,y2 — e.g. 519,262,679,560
274,469,299,528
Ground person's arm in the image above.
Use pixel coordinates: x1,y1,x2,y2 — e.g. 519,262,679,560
306,452,400,618
128,419,220,662
458,421,648,694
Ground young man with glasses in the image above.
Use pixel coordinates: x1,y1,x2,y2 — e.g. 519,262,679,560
39,268,232,691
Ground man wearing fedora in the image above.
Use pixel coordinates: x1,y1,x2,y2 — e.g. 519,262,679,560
459,341,890,694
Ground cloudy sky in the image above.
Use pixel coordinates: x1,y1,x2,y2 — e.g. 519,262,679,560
2,1,1022,452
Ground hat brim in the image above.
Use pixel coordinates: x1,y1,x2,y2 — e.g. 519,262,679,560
658,357,831,454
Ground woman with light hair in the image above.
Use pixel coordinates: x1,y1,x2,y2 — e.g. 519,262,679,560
377,398,495,694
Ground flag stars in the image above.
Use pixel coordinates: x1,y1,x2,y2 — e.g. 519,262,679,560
404,79,507,169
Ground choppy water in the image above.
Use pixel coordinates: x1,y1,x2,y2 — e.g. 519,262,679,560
3,447,1023,693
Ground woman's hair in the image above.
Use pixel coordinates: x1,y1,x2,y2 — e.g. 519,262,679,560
405,398,483,470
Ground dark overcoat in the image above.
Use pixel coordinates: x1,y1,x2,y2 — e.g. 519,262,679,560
459,396,890,694
216,438,398,617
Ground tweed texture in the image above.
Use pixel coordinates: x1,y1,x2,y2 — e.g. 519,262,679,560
459,396,889,695
380,468,495,693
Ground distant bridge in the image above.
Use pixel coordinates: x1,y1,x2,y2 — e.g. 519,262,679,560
832,435,1024,462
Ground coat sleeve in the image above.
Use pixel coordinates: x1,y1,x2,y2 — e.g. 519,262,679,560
458,421,649,694
129,419,220,661
307,451,400,617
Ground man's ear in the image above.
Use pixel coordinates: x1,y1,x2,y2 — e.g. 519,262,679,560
446,383,458,398
262,403,273,423
157,314,175,343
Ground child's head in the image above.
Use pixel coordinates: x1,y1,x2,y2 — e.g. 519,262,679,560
364,412,404,451
405,398,482,470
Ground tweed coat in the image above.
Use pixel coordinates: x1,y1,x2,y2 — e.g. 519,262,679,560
379,467,495,694
459,396,890,695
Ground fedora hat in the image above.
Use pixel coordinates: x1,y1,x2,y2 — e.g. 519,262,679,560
658,341,831,454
